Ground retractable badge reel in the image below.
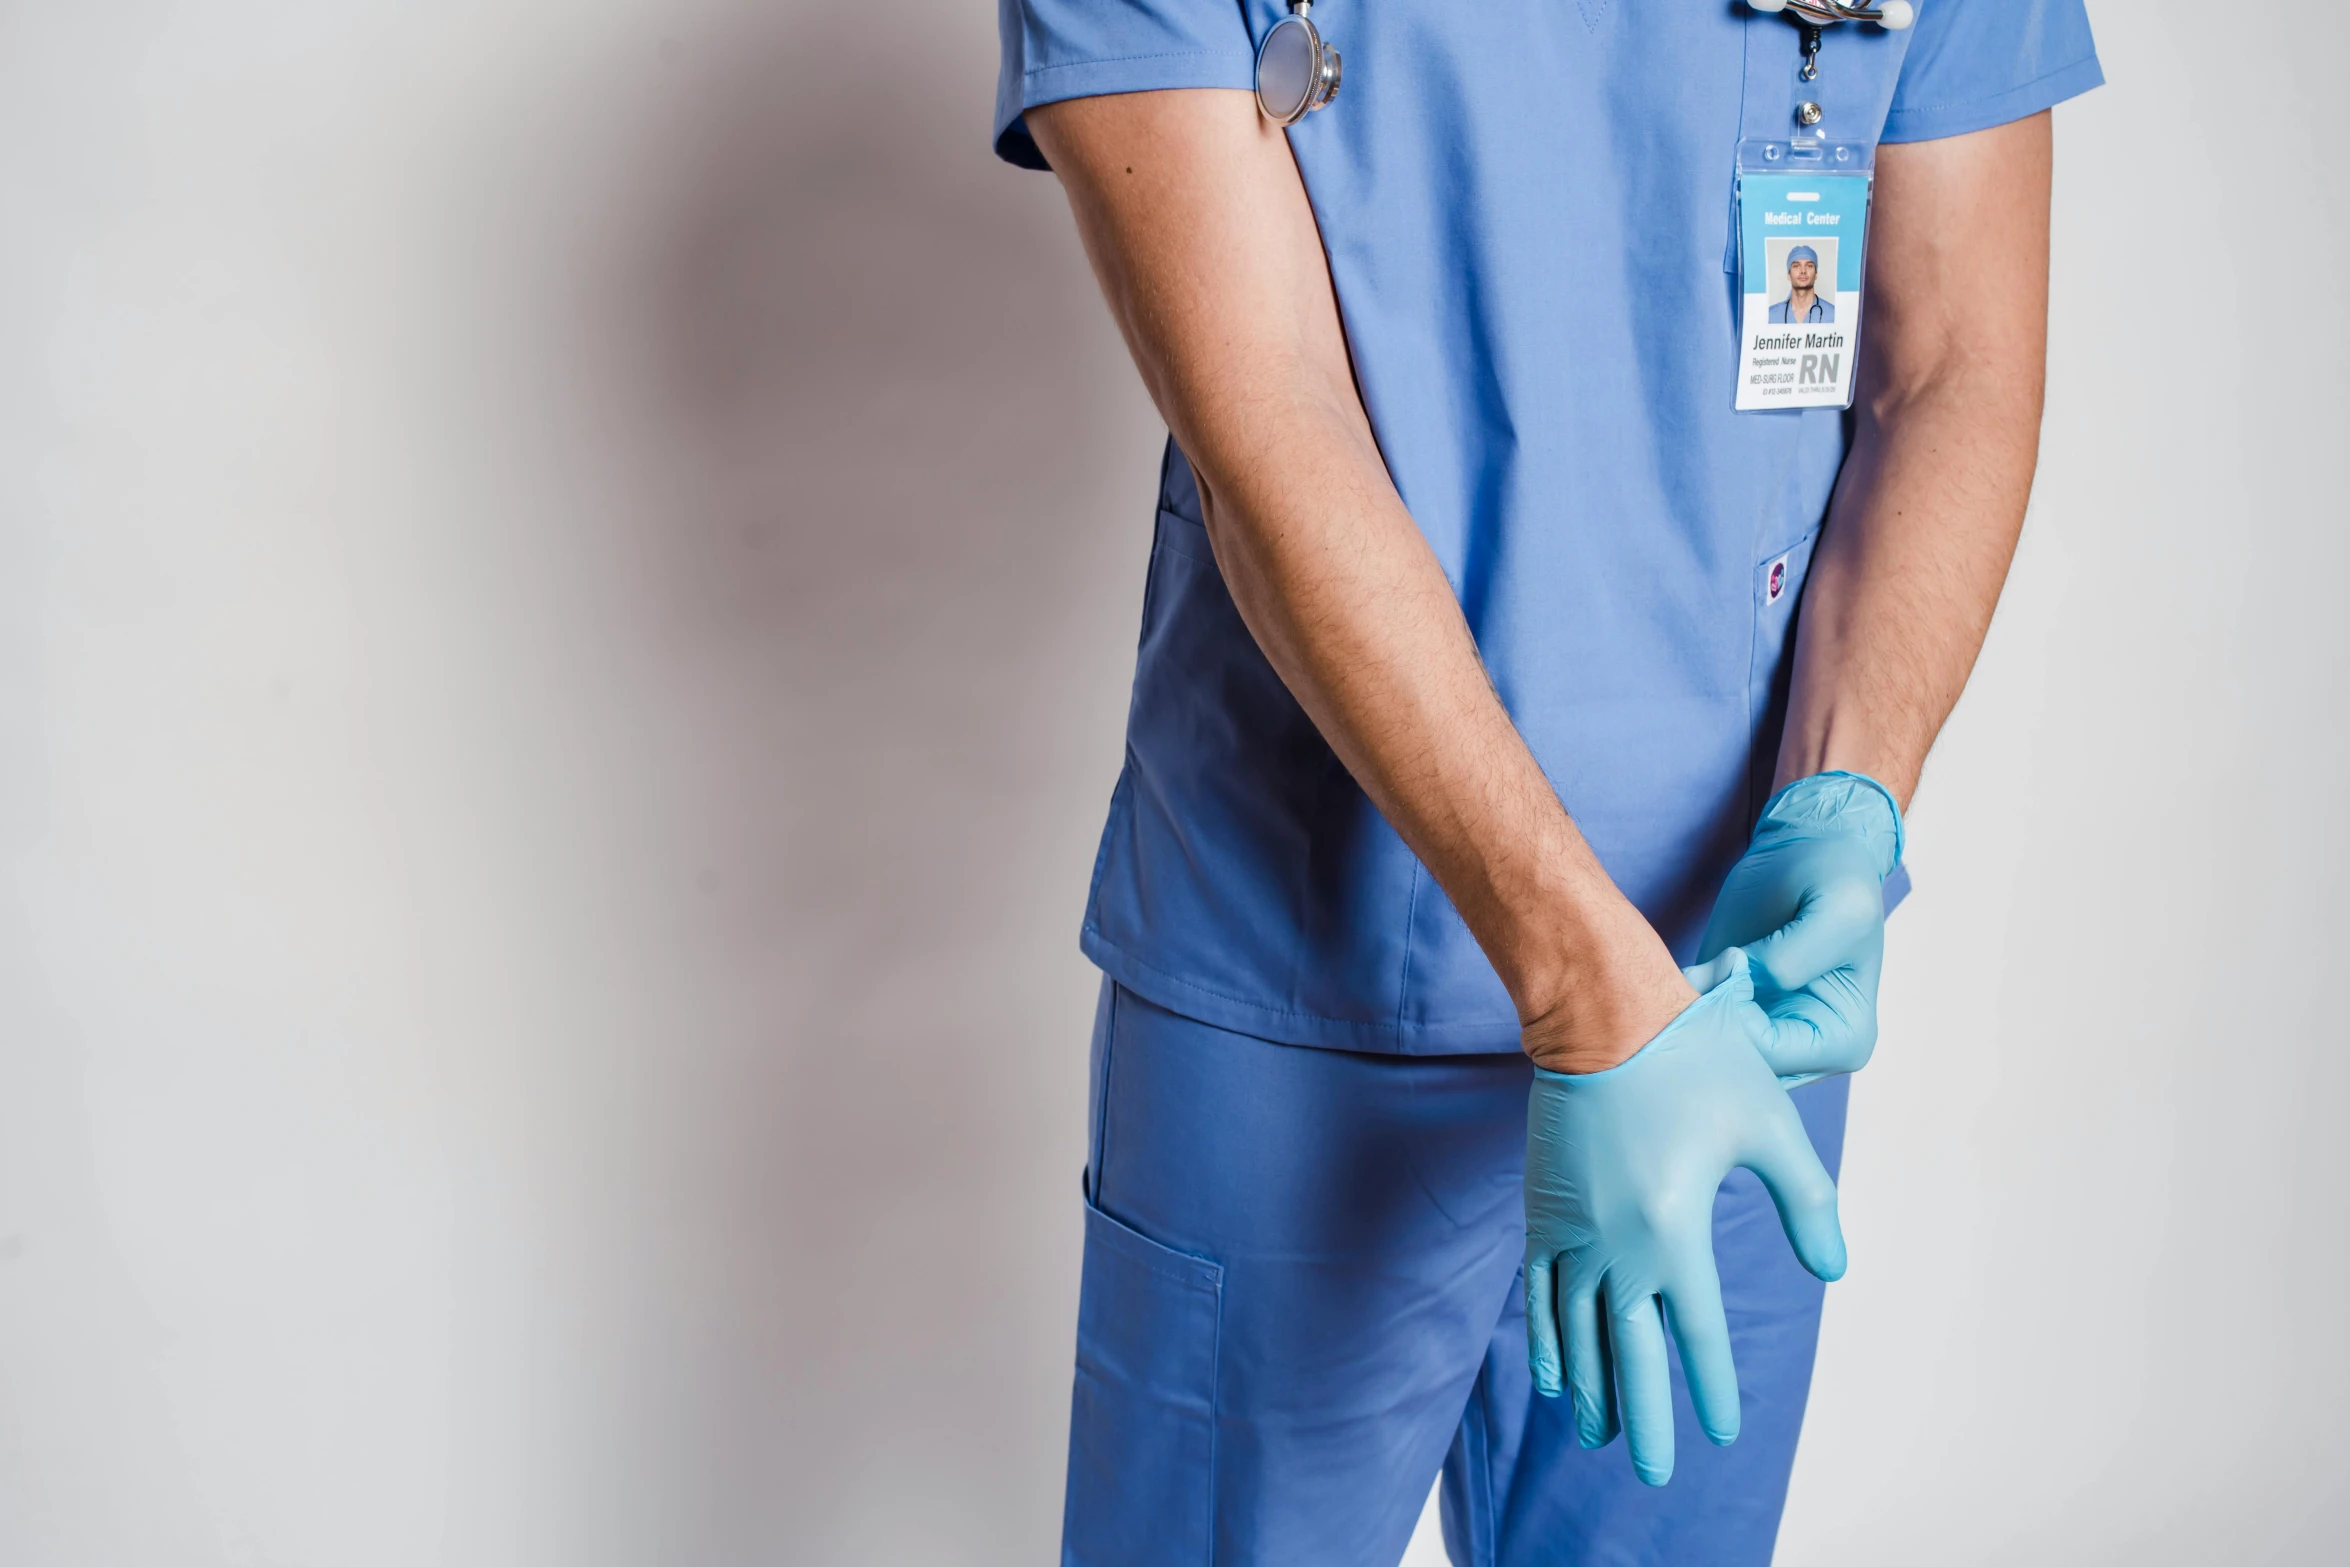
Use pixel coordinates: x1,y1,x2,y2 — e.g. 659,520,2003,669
1256,1,1340,125
1733,1,1914,412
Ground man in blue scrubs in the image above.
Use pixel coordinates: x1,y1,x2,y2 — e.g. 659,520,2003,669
1770,245,1835,323
993,3,2100,1563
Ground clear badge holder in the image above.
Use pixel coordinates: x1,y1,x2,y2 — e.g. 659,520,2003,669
1734,138,1874,412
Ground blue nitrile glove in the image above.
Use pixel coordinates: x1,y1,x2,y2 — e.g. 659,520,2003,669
1523,949,1848,1487
1698,770,1903,1084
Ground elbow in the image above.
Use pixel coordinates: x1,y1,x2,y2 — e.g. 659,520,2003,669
1858,343,2046,443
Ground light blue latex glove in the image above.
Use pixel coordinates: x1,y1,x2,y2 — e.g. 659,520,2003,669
1698,770,1903,1084
1523,949,1848,1486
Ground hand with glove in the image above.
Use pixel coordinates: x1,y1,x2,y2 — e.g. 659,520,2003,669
1522,948,1849,1486
1698,770,1903,1084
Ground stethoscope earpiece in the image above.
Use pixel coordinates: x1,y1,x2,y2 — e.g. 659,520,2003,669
1256,0,1342,126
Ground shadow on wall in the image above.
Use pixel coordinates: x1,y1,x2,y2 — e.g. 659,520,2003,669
467,9,1154,1563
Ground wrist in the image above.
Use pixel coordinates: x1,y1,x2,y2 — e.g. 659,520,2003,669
1512,900,1695,1075
1755,769,1904,878
1445,807,1693,1074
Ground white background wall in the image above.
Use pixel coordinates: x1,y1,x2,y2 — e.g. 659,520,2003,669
0,4,2338,1564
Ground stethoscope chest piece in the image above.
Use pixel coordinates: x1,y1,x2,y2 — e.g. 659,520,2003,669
1257,1,1341,126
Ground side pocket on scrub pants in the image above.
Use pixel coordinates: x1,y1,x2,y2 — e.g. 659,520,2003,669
1062,1198,1224,1567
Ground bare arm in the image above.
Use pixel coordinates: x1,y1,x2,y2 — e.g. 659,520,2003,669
1028,89,1687,1072
1776,113,2054,805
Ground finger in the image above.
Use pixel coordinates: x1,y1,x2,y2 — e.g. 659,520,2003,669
1757,977,1875,1078
1743,876,1880,994
1663,1257,1741,1446
1679,949,1741,996
1525,1253,1564,1398
1744,1102,1848,1282
1565,1282,1618,1449
1609,1289,1676,1487
1760,1002,1827,1077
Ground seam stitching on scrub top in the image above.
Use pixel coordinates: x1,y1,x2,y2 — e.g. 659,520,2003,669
1086,932,1344,1018
1393,859,1425,1035
1744,553,1767,823
1744,528,1815,820
1882,54,2102,125
1089,984,1119,1206
1081,931,1522,1045
1733,0,1756,156
1152,509,1216,568
1084,930,1403,1033
1023,48,1254,85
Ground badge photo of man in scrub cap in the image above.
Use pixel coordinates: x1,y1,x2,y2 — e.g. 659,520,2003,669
1770,243,1836,323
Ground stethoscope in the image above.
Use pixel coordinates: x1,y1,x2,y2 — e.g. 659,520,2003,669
1254,2,1342,125
1748,0,1913,85
1255,0,1915,126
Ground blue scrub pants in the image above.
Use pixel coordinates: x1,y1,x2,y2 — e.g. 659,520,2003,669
1062,983,1850,1567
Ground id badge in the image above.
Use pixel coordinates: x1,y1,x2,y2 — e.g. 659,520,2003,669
1735,139,1874,412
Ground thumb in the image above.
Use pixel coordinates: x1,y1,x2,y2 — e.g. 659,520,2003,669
1744,1103,1848,1282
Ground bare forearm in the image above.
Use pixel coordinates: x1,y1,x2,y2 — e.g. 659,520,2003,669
1032,90,1687,1063
1198,397,1655,1029
1778,371,2041,805
1777,114,2053,808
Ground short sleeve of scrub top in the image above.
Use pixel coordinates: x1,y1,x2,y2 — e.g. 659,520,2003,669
991,2,2102,1054
994,0,1256,170
1883,0,2105,143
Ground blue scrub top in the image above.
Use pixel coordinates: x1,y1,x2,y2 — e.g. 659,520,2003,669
995,1,2100,1054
